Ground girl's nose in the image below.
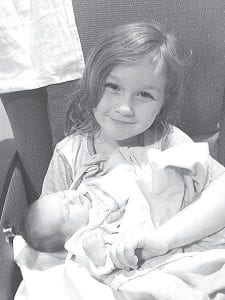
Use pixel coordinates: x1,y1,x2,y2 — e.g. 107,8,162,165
115,96,134,117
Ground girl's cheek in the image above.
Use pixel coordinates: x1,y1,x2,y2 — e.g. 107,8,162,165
98,96,113,109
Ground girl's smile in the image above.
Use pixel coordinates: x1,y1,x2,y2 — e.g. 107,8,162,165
106,115,136,125
93,61,166,145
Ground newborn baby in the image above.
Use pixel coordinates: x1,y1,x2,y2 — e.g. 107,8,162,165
20,189,125,267
20,191,90,250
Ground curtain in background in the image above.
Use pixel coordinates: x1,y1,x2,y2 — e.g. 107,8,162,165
0,0,84,93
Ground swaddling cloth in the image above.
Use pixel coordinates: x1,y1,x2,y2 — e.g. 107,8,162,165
65,143,211,282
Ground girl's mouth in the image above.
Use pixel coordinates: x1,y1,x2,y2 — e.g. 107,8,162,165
109,116,135,125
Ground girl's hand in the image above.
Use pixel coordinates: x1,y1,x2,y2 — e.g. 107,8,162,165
110,230,169,271
82,229,107,266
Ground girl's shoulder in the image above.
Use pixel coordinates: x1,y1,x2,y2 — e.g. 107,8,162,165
56,134,85,150
54,134,89,162
53,133,95,173
144,125,193,149
166,126,194,148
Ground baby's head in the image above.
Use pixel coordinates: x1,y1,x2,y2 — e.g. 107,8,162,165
20,190,91,252
66,22,183,138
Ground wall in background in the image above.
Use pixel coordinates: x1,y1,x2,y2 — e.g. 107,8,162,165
0,99,14,142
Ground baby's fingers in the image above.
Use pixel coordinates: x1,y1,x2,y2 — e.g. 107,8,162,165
84,154,108,166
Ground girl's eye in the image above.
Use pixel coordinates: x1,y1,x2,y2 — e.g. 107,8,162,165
104,82,120,91
137,91,154,100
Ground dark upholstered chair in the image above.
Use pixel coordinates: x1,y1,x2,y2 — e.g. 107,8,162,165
1,1,225,299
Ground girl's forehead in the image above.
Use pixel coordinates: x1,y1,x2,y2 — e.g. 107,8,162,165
109,59,165,78
107,60,166,90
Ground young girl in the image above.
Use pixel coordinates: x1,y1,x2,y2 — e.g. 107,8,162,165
41,22,225,271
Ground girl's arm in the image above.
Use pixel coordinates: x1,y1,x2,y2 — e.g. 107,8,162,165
158,126,225,247
110,161,225,270
156,168,225,249
41,146,73,197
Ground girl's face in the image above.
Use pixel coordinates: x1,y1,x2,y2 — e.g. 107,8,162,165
93,61,166,144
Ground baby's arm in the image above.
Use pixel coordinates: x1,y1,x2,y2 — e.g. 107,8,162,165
82,229,116,281
82,229,107,266
111,169,225,270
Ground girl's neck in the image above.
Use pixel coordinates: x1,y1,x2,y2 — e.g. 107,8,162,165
94,132,117,156
94,131,143,156
117,135,141,147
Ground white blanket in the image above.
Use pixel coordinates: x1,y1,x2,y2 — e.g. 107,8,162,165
14,237,225,300
113,250,225,300
14,143,225,299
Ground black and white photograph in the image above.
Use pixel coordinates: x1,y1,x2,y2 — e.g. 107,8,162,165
1,1,225,299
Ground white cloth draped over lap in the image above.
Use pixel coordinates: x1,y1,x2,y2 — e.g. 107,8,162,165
13,143,225,300
0,0,84,93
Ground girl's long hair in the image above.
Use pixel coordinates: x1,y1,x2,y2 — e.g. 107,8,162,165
65,22,184,139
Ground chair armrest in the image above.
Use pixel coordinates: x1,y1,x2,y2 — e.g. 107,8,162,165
217,91,225,166
0,139,16,205
0,151,29,300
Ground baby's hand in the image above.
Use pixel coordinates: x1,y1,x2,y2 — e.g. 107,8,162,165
82,229,107,266
110,230,169,271
83,154,108,177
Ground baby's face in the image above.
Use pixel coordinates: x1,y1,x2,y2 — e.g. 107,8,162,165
38,190,91,240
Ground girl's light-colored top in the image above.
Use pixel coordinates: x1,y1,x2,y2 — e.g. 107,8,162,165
41,126,224,197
